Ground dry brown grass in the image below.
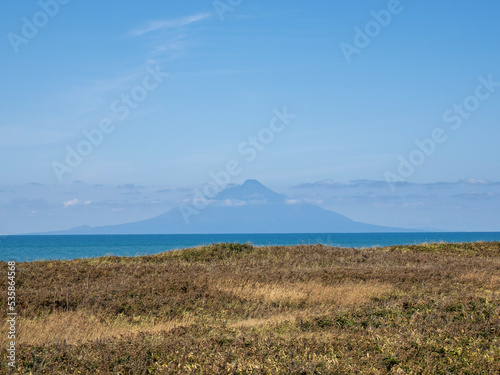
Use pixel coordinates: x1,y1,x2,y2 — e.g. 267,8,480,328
3,279,393,347
215,279,393,306
228,312,298,329
1,241,499,374
459,269,500,285
1,310,195,347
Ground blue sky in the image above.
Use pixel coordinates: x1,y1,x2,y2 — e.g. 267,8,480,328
1,0,500,233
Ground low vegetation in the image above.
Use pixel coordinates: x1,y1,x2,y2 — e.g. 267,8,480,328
1,241,500,373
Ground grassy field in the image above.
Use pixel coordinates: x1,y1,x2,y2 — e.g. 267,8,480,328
1,241,500,374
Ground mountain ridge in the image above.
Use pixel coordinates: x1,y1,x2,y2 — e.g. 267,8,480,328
37,179,417,234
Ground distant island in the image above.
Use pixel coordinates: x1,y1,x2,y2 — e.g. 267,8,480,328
40,179,417,235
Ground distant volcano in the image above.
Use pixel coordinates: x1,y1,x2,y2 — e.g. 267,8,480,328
43,180,414,234
214,179,286,203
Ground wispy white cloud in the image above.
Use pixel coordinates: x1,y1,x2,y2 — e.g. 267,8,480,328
460,178,491,185
285,198,324,205
60,71,144,115
402,202,424,208
221,199,247,207
63,199,92,208
130,13,211,37
148,34,191,60
293,179,500,190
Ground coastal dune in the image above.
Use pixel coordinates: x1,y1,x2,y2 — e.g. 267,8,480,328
1,242,499,373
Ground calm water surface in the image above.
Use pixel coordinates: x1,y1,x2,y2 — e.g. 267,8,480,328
1,232,500,262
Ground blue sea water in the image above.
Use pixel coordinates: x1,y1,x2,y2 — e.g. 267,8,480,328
1,232,500,262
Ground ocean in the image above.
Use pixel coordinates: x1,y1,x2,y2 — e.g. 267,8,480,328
1,232,500,262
